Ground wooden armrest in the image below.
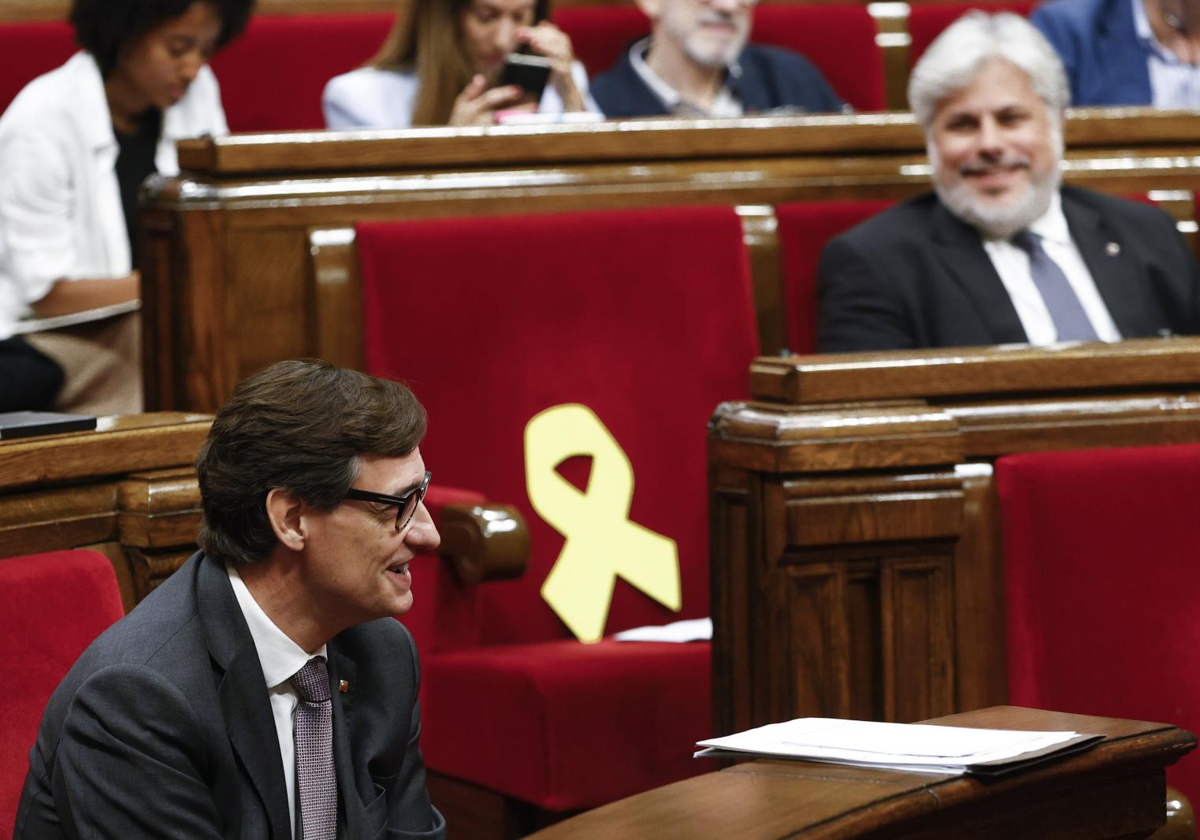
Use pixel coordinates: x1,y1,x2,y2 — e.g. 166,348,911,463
1154,787,1197,840
437,503,529,586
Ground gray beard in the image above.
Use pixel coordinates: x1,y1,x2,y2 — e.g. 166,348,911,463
935,169,1060,240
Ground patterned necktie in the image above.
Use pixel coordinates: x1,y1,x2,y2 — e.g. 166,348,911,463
1011,230,1099,341
292,656,337,840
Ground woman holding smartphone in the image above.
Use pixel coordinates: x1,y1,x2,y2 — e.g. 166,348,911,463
0,0,253,414
323,0,598,128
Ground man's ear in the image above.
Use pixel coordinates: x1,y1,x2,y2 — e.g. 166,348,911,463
266,488,306,551
634,0,662,24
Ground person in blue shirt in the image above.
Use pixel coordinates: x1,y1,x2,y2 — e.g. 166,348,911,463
1032,0,1200,107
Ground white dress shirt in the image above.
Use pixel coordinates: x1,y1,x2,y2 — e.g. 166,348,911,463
980,191,1122,345
1132,0,1200,109
0,51,228,339
628,37,744,117
322,62,598,129
227,563,328,836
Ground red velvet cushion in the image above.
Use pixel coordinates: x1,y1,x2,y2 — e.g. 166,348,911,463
776,200,894,354
908,3,1037,66
422,639,715,809
997,443,1200,804
210,13,394,132
0,550,124,833
358,206,758,645
751,5,885,111
554,6,649,80
0,22,77,116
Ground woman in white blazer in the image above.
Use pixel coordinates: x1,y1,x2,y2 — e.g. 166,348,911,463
0,0,252,414
323,0,597,129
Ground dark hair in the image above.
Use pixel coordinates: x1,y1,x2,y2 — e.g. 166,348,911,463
71,0,256,78
197,359,427,566
370,0,552,125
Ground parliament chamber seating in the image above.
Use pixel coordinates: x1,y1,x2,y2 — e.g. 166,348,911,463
998,442,1200,807
354,206,760,828
777,199,895,353
0,550,125,835
1,0,995,120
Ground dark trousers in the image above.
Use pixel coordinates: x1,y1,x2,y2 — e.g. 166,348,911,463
0,337,64,411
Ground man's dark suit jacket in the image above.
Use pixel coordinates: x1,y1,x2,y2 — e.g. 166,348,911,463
1031,0,1151,107
590,42,845,118
817,186,1200,352
14,552,446,840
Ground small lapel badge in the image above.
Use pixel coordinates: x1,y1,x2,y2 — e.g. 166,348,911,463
339,680,349,693
1106,242,1121,257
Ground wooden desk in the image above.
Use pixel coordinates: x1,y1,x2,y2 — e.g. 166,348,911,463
141,111,1200,412
0,412,211,610
708,338,1200,738
530,706,1197,840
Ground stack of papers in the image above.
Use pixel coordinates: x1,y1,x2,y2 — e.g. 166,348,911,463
613,617,712,643
695,718,1103,776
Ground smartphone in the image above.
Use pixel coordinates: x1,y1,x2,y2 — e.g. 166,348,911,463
497,53,552,101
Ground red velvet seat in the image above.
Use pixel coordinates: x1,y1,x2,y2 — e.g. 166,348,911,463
556,5,884,111
554,6,650,82
752,5,885,111
776,199,895,354
210,13,394,132
997,443,1200,805
356,205,759,810
908,3,1037,66
0,550,125,834
0,22,76,116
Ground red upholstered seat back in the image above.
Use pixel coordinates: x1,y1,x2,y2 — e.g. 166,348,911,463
0,22,76,116
357,206,758,645
776,199,894,354
554,6,650,81
556,5,884,111
209,13,394,132
997,443,1200,803
0,550,124,833
751,5,885,111
908,3,1037,66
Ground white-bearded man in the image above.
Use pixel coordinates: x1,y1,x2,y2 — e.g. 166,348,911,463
817,11,1200,351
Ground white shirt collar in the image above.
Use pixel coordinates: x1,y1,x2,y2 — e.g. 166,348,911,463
629,37,743,115
1132,0,1181,64
226,562,326,689
1026,189,1072,246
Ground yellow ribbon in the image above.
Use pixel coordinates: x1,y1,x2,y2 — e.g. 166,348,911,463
525,404,680,643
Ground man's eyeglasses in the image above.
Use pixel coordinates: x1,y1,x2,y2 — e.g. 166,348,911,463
343,471,432,532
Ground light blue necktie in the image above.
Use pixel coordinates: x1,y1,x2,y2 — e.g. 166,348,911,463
1011,230,1099,341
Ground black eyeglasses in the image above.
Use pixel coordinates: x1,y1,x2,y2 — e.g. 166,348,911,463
343,471,431,532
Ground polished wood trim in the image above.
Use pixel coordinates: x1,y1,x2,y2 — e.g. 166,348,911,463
309,227,366,371
868,2,911,111
172,110,1200,176
530,707,1197,840
0,413,211,490
437,503,529,585
737,205,787,356
749,338,1200,404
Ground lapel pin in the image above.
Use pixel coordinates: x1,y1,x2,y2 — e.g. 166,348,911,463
339,680,349,693
1106,242,1121,257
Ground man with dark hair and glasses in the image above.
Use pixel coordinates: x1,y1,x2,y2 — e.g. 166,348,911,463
15,359,446,839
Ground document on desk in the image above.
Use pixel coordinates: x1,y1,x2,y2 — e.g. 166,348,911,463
695,718,1103,776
